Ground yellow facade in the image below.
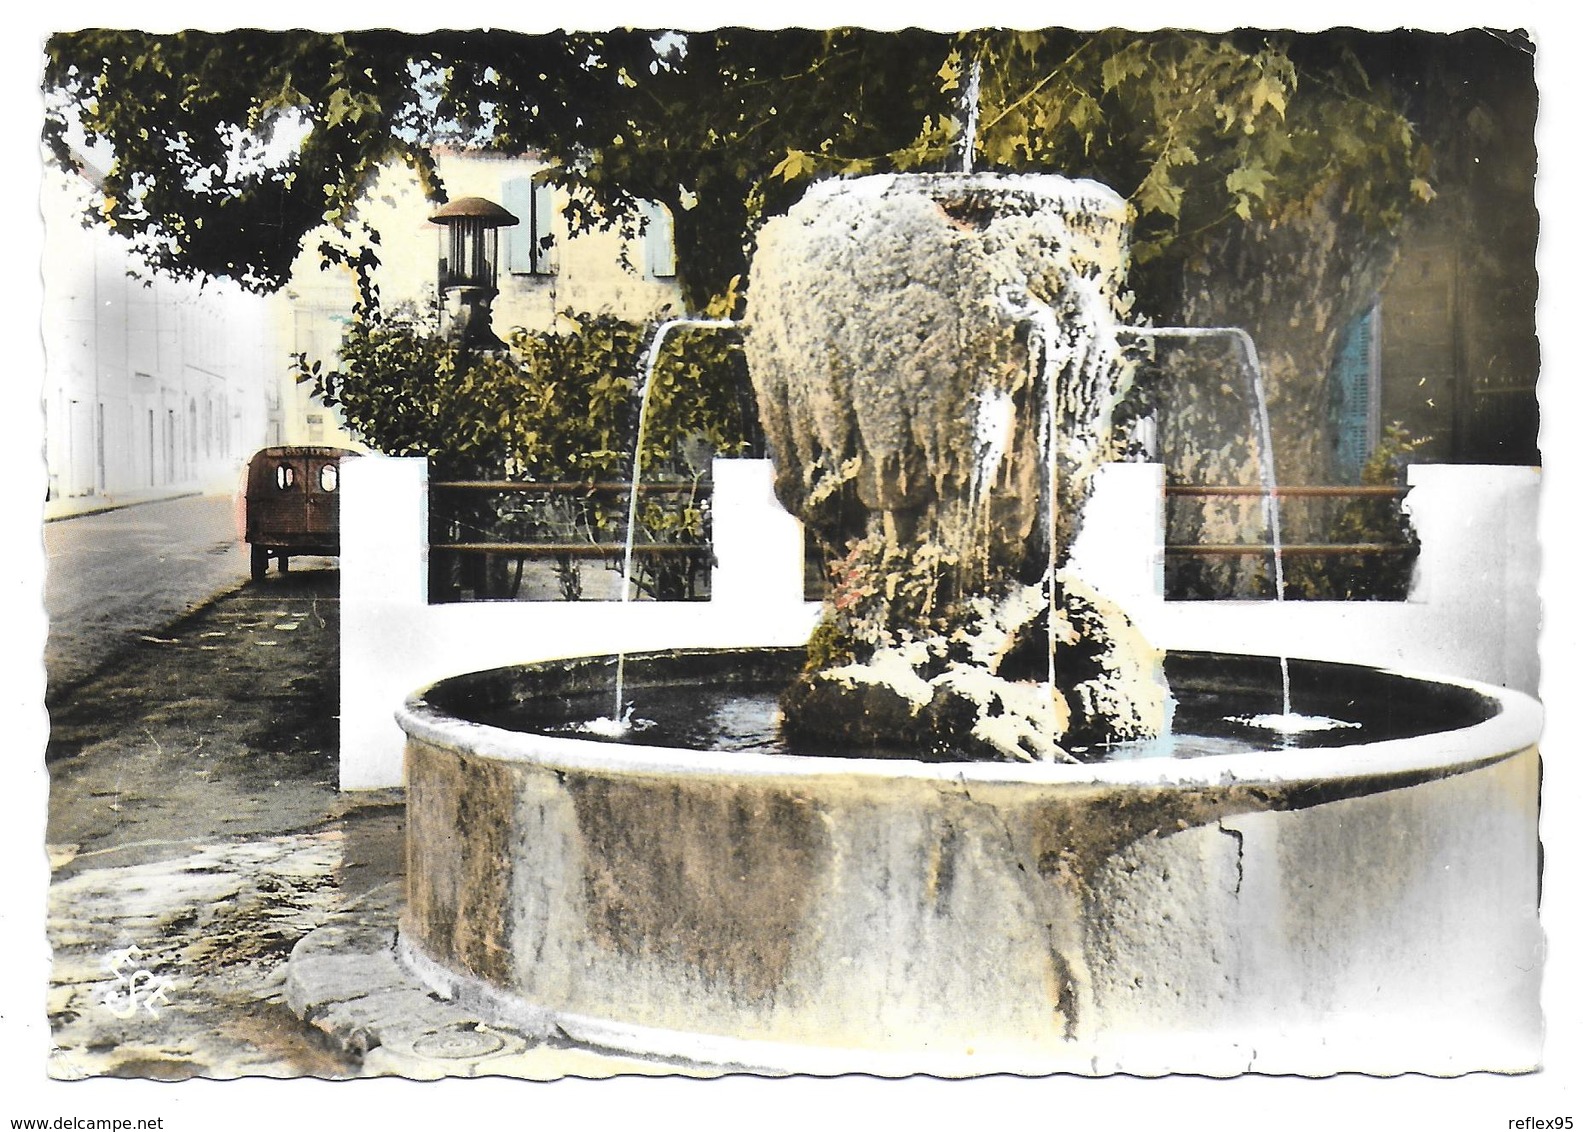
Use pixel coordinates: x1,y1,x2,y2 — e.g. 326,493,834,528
289,149,683,344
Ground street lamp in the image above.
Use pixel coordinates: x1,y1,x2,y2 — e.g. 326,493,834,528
430,195,519,352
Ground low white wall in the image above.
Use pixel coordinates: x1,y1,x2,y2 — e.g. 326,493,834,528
1068,462,1541,696
342,457,1540,790
339,457,820,789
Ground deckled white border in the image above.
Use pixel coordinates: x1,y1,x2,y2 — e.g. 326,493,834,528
7,5,1578,1131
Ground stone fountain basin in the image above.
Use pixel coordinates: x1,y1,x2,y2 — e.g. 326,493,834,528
394,648,1541,1077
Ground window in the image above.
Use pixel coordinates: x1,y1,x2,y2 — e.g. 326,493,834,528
639,200,677,279
319,463,339,492
275,463,296,491
504,174,558,276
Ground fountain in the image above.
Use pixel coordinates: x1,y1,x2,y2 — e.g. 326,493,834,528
391,172,1542,1076
748,173,1171,762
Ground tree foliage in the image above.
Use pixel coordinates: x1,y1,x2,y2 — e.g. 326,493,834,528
1279,422,1427,601
301,304,752,479
299,305,751,599
46,26,1535,609
962,32,1428,281
44,28,956,308
48,27,1530,514
44,27,1433,313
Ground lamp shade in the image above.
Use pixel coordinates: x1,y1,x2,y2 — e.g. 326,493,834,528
431,197,520,291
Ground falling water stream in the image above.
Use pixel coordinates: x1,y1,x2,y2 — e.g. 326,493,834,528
958,58,984,173
952,61,1316,739
1118,326,1326,732
995,286,1069,719
982,306,1324,736
589,312,1326,740
586,209,1319,741
602,317,739,727
561,304,1360,745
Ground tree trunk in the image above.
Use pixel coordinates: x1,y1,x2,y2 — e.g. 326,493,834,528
1151,184,1400,596
669,190,752,314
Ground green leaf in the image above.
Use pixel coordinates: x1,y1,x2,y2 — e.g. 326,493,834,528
326,88,353,127
1135,162,1184,219
937,49,962,92
1248,73,1287,119
770,148,817,183
1225,161,1273,201
1101,52,1132,93
1068,94,1101,132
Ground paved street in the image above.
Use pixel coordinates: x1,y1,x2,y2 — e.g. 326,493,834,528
45,564,383,1078
44,494,255,697
42,534,649,1081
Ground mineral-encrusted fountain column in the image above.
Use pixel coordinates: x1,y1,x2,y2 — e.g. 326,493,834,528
744,173,1166,760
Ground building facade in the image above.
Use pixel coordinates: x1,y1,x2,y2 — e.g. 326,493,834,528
41,147,688,508
340,149,684,337
42,157,292,502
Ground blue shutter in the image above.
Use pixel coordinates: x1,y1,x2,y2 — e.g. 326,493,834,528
502,177,535,275
1330,303,1379,483
533,179,558,274
641,200,676,279
503,176,557,275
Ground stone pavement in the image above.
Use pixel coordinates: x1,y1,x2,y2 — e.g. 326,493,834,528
43,562,682,1081
283,881,715,1080
44,486,201,524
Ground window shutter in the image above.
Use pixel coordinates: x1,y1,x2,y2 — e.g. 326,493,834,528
1329,303,1380,482
532,179,558,275
502,177,535,275
641,200,676,279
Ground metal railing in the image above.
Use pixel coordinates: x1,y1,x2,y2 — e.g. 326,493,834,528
1163,483,1414,559
429,479,712,601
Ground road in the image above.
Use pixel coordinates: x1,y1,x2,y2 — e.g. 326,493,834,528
39,492,378,1078
44,566,377,1079
44,494,253,697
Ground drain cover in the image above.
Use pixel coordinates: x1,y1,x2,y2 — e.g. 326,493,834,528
411,1024,509,1060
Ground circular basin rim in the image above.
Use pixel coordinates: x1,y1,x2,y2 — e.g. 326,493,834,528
395,653,1542,789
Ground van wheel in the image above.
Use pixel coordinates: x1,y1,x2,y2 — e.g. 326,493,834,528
251,546,269,582
278,555,291,574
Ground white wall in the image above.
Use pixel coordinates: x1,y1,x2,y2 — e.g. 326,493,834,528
342,457,1541,790
1068,462,1541,695
42,162,280,499
339,457,820,788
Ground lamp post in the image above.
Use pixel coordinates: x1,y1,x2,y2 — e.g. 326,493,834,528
430,196,519,352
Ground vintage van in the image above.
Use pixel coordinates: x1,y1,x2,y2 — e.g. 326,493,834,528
242,446,359,580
